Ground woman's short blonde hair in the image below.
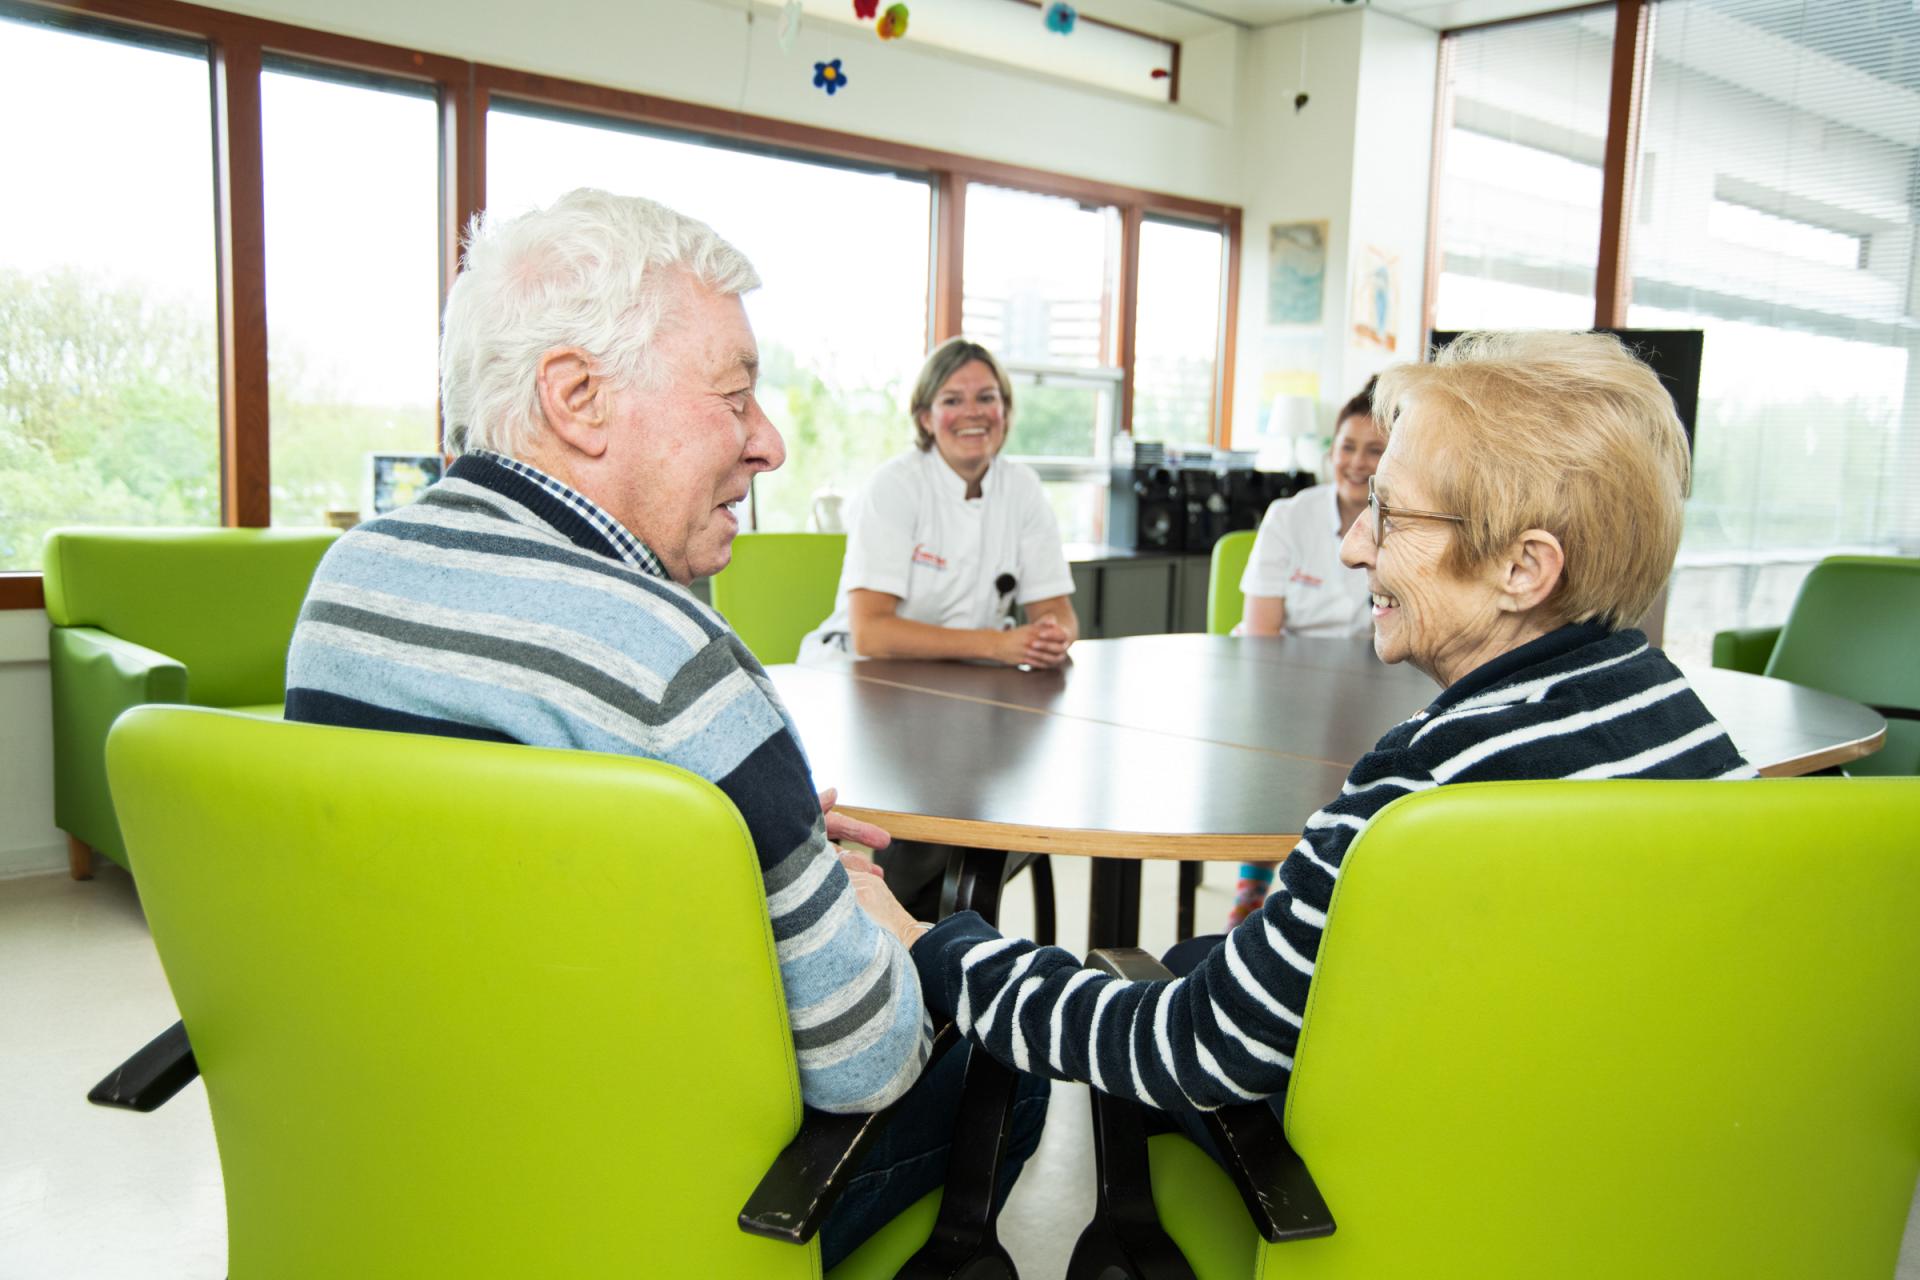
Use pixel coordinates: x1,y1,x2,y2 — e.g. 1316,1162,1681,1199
910,338,1015,451
1373,331,1690,630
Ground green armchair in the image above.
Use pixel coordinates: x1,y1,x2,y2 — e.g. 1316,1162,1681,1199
43,527,339,877
90,705,1021,1277
1710,554,1920,775
1074,777,1920,1279
1204,530,1256,637
708,531,847,665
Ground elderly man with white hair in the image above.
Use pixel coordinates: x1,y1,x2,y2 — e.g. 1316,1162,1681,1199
284,188,1046,1267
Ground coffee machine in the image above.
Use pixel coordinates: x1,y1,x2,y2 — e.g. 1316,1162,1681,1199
1107,443,1312,554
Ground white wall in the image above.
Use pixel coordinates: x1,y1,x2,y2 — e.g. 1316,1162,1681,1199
1227,10,1438,451
1342,9,1440,397
218,0,1245,203
0,611,61,879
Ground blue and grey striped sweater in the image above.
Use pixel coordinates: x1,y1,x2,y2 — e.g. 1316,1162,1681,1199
913,622,1759,1112
285,452,932,1113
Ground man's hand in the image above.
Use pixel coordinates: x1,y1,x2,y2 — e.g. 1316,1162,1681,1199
819,786,892,851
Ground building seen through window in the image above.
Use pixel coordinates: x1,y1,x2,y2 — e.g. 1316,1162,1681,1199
1627,0,1920,662
1431,10,1614,333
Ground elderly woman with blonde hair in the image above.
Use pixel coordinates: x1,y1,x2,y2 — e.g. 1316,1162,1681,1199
850,330,1760,1143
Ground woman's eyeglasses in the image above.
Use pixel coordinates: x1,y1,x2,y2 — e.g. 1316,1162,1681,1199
1368,476,1465,545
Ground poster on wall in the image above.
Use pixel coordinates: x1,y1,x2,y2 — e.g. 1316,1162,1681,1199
1267,221,1327,326
1351,244,1399,352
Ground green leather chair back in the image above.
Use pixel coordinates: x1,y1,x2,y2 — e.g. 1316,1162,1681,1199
1763,554,1920,776
105,705,915,1277
44,527,338,708
1150,778,1920,1279
1206,531,1257,636
709,532,847,665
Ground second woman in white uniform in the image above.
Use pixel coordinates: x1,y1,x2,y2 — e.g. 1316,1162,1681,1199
1238,375,1385,639
1228,376,1385,928
800,338,1078,667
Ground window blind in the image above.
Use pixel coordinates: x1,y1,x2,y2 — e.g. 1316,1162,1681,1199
1629,0,1920,661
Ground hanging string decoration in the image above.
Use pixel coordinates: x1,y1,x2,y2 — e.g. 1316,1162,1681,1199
1044,1,1077,34
813,58,849,93
876,3,909,39
778,0,802,52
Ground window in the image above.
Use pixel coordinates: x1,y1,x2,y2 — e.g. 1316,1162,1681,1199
1132,217,1225,448
485,104,932,534
1628,0,1920,663
963,182,1121,375
963,183,1122,540
262,60,441,527
0,12,218,570
1432,11,1616,331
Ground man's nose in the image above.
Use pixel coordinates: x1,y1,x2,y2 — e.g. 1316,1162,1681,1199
748,400,786,471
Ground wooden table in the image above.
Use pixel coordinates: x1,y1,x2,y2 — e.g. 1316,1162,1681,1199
771,634,1887,945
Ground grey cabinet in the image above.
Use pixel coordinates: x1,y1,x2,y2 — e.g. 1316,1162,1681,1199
1068,551,1211,638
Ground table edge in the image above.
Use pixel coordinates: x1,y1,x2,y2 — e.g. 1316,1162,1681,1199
837,806,1297,862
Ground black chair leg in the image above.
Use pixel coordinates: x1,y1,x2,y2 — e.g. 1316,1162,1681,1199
1065,1089,1195,1280
1029,855,1056,947
897,1041,1023,1279
1175,863,1201,941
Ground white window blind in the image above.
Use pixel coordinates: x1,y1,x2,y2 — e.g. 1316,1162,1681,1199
1629,0,1920,662
1432,9,1617,332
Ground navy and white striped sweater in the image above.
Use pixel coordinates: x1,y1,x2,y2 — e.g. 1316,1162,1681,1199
285,452,932,1114
912,622,1759,1112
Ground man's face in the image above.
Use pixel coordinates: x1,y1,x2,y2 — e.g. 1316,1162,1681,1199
598,283,785,584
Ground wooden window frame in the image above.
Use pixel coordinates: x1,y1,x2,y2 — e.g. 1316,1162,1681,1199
2,0,1239,608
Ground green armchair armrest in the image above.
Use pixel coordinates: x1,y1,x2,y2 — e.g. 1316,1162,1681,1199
1709,624,1780,674
49,626,190,870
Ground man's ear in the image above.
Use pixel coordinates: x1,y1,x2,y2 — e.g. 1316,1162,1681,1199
1497,528,1566,613
535,348,610,459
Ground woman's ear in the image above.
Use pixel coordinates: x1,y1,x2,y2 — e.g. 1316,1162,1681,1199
535,348,610,459
1498,528,1566,613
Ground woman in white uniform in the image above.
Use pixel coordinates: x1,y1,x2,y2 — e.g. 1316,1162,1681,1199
1239,376,1385,638
800,338,1078,667
1228,377,1385,927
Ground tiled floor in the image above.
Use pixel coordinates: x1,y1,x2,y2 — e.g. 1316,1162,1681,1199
4,858,1918,1279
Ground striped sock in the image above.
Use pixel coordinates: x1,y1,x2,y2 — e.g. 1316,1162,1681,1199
1227,862,1276,929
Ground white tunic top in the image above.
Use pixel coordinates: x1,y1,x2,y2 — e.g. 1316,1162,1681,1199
799,449,1075,662
1238,483,1371,638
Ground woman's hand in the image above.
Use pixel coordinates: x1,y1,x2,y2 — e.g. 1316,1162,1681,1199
843,862,929,949
992,615,1072,668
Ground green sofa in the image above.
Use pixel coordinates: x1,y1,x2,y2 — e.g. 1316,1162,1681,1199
44,527,339,877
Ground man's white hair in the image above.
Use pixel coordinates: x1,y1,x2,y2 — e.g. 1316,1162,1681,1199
440,188,760,458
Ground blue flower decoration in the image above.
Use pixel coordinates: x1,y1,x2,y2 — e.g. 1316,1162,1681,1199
1044,1,1076,34
813,59,848,95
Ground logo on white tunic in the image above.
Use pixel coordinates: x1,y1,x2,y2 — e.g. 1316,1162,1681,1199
912,544,948,571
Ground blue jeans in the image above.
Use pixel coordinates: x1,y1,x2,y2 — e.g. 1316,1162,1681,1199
817,1042,1051,1270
